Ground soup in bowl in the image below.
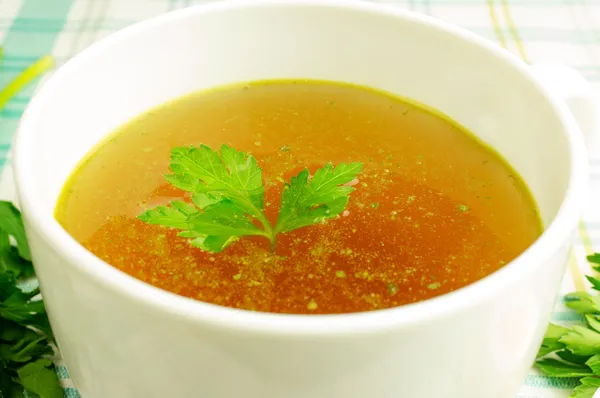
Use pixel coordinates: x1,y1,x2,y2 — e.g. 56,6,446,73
55,79,543,314
12,1,593,397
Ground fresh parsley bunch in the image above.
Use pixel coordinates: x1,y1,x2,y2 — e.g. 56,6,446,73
1,47,61,397
536,253,600,398
0,203,62,398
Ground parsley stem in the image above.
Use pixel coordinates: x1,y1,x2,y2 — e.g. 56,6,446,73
269,236,277,252
254,213,277,252
255,213,273,235
0,53,53,111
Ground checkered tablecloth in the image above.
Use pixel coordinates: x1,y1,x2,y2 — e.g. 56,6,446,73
1,0,600,397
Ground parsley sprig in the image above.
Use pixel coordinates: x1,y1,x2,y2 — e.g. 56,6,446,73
0,203,62,398
138,144,363,252
536,253,600,397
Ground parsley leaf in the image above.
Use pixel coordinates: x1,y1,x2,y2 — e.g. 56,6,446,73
139,145,362,252
564,292,600,314
0,203,31,262
557,350,593,366
587,315,600,333
537,323,570,357
139,145,271,252
185,200,266,252
16,359,63,398
589,253,600,274
165,145,265,215
536,358,593,378
0,202,61,398
572,377,600,398
274,162,362,234
587,276,600,292
560,326,600,356
536,252,600,398
588,253,600,266
586,354,600,374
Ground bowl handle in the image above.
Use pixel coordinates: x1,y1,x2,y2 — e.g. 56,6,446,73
530,64,599,153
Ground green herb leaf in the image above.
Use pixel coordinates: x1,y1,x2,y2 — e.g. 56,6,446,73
537,323,570,358
0,200,59,396
186,200,265,252
0,246,34,281
1,288,44,320
0,320,53,364
588,253,600,265
587,314,600,334
589,254,600,277
559,325,600,356
137,204,192,230
564,292,600,314
536,254,600,398
16,359,62,398
167,144,265,216
586,354,600,375
139,145,362,253
0,371,26,398
536,358,594,378
274,162,362,234
0,203,31,261
587,276,600,292
557,350,592,366
139,145,272,252
572,377,600,398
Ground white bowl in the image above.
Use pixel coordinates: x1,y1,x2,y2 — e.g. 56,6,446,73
12,1,596,397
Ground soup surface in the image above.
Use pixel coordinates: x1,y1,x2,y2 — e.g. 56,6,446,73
56,80,542,314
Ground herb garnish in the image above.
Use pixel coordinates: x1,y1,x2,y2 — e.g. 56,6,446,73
536,253,600,397
138,144,362,253
0,203,62,398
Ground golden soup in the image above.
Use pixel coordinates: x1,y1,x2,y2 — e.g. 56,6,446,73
56,80,542,314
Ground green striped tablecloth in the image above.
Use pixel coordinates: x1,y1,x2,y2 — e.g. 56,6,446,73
1,0,599,397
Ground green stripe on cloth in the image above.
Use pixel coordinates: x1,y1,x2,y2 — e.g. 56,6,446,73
55,365,80,397
0,0,73,169
523,375,581,390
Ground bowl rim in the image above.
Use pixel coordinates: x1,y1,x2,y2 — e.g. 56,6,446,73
13,0,589,336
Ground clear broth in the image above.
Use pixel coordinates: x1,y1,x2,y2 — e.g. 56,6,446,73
56,80,542,314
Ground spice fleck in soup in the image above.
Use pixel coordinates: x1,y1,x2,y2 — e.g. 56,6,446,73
55,80,542,314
